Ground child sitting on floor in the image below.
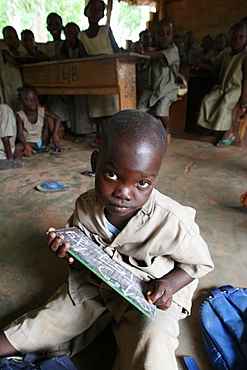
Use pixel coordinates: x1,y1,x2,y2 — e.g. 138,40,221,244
137,19,180,134
0,100,22,169
15,85,67,158
196,22,247,147
0,110,213,370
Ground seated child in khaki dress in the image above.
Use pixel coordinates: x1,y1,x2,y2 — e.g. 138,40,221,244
0,110,213,370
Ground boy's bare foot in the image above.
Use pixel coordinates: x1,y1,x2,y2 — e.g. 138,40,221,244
240,192,247,207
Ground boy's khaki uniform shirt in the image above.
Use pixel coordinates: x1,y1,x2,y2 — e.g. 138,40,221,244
68,188,214,317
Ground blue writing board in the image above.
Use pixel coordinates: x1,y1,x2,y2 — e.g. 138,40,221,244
55,227,156,319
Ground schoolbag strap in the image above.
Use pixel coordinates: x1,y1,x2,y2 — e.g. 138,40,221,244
183,356,200,370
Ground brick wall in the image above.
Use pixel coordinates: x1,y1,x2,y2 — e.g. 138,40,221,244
162,0,247,49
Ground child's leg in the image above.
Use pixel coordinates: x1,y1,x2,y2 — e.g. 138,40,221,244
0,333,18,357
3,283,110,358
91,117,107,147
42,117,59,147
111,302,183,370
14,143,24,160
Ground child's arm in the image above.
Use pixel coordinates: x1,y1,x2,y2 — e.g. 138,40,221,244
108,27,121,53
2,49,20,68
1,137,14,159
193,58,217,72
142,50,165,59
44,109,61,147
146,267,194,310
239,55,247,111
16,114,35,157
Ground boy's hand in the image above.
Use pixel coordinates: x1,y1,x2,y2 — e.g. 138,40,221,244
146,279,173,310
23,144,36,157
46,227,74,264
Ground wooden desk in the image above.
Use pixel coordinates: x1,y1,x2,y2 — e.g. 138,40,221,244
21,53,149,111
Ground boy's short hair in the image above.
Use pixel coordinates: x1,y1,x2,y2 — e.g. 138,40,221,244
100,110,168,157
229,21,247,38
2,26,17,39
21,29,35,40
46,12,63,25
64,22,80,33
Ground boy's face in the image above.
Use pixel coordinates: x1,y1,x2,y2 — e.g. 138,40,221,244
4,29,20,50
22,33,35,52
65,24,79,47
95,140,163,227
47,15,63,38
140,31,152,48
230,27,247,53
156,23,173,50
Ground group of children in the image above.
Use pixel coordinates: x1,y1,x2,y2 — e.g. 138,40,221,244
0,0,122,149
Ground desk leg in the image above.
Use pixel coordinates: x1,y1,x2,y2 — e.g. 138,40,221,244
117,61,136,110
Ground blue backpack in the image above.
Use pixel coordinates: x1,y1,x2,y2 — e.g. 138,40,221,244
200,285,247,369
184,285,247,370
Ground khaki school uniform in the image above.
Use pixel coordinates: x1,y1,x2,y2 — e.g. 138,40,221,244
4,188,213,370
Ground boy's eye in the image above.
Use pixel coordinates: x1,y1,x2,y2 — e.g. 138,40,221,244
105,171,117,180
137,180,150,189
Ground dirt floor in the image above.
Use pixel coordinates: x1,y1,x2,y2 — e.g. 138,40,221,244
0,133,246,370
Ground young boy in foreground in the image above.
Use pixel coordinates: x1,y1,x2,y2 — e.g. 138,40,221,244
0,110,214,369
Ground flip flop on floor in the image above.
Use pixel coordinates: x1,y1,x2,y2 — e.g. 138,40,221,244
33,146,49,154
0,159,22,170
36,180,71,192
51,147,72,155
216,133,236,147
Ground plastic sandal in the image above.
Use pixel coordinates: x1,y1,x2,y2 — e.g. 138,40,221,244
216,134,236,147
36,180,71,192
33,146,49,154
51,147,72,155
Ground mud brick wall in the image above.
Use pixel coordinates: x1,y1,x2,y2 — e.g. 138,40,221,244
162,0,247,49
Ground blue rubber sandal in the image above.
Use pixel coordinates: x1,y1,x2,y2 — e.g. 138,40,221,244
33,146,49,155
36,180,71,192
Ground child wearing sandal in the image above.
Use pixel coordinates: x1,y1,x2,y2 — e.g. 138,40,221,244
0,110,213,370
15,85,65,159
196,22,247,147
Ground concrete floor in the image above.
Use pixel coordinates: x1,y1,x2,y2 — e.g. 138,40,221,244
0,133,246,370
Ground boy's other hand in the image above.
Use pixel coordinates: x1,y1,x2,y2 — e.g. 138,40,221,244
46,227,74,264
146,279,173,310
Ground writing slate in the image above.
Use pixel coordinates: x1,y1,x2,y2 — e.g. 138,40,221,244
54,227,156,319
